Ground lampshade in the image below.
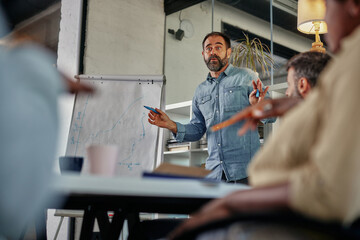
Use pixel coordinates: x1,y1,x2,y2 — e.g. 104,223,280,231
297,0,327,52
297,0,327,34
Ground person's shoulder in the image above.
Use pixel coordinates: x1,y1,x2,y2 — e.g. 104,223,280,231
8,43,63,92
321,27,360,90
193,79,212,102
195,76,211,89
228,65,258,83
198,79,209,87
11,43,56,64
194,81,207,97
230,65,257,76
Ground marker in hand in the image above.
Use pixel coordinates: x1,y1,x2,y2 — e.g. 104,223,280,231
252,79,261,98
144,106,160,114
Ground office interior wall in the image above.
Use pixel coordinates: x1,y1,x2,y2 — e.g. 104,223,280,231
164,1,313,105
57,0,83,159
164,2,210,106
56,1,164,238
83,0,165,75
50,0,84,238
57,0,165,160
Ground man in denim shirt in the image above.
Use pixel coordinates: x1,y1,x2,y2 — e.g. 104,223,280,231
148,32,274,183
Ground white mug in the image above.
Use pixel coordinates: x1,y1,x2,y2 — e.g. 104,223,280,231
86,145,119,176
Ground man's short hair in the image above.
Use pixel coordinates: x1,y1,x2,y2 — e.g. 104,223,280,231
286,51,331,87
202,32,231,50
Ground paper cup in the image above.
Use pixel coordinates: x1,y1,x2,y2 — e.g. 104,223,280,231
86,145,119,176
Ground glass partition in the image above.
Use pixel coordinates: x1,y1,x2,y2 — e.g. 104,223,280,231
164,0,313,143
164,0,313,103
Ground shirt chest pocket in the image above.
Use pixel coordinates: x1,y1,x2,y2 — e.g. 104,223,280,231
198,95,214,121
223,86,248,112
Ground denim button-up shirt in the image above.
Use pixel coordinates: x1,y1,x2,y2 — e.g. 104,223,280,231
174,64,274,181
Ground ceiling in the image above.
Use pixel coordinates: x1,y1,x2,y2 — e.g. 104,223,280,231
3,0,307,41
1,0,60,29
165,0,205,15
165,0,315,42
1,0,317,55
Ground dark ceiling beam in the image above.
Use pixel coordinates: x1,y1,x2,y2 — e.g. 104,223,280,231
164,0,205,16
217,0,313,41
1,0,60,29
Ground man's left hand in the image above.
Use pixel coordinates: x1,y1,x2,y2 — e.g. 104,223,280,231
249,79,269,105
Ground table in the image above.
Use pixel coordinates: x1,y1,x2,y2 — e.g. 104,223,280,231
50,175,249,239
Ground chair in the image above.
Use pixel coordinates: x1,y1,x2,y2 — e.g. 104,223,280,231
53,209,123,239
53,210,84,240
172,210,360,240
128,218,184,240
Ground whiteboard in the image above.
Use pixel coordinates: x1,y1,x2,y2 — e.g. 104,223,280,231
66,75,165,177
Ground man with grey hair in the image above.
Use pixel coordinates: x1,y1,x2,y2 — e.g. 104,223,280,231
148,32,274,184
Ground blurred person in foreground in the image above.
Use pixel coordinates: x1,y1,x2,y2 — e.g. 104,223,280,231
169,0,360,239
0,7,92,239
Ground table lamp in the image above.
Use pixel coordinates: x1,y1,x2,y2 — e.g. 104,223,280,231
297,0,327,53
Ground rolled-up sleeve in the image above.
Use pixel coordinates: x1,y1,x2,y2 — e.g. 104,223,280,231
173,98,207,142
174,122,186,142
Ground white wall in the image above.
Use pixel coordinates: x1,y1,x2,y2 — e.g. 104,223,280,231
84,0,165,74
164,1,313,104
54,0,165,238
45,0,84,238
57,0,83,159
164,2,210,105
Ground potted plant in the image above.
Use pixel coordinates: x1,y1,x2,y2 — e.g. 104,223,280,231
230,33,274,77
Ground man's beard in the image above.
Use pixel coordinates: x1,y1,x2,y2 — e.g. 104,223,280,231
205,53,228,72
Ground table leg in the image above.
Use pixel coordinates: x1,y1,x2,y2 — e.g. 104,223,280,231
80,206,96,240
80,208,127,240
96,211,110,239
69,217,75,240
127,212,141,240
106,209,126,239
35,209,47,240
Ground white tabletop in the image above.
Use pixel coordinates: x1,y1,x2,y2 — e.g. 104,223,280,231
52,174,250,199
